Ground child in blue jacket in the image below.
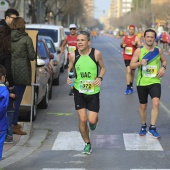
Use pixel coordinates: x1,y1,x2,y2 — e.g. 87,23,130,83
0,65,9,160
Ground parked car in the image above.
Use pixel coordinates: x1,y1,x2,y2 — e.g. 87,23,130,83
26,24,66,72
39,35,60,85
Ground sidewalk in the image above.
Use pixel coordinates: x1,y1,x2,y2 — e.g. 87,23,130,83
1,122,32,164
1,122,49,169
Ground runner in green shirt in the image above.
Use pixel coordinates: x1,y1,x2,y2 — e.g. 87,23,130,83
130,28,167,138
67,31,106,154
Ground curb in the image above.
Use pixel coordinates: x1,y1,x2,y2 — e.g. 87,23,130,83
0,123,49,168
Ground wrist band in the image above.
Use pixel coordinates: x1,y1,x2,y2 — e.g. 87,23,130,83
98,77,103,81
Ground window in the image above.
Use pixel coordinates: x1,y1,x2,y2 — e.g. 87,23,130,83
45,39,56,53
27,28,58,43
37,42,47,59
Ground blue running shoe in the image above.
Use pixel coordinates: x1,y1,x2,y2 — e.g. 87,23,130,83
139,124,147,136
148,127,161,139
130,87,133,93
125,87,131,95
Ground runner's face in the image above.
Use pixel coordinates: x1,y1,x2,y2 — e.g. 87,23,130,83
144,32,155,47
69,28,76,35
129,27,135,36
77,34,90,51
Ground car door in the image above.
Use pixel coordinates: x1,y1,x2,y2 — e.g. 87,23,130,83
37,41,50,101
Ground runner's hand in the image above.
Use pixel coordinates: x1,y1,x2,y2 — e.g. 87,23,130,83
94,77,102,86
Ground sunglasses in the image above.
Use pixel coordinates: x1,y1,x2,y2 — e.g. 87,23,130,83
70,28,76,30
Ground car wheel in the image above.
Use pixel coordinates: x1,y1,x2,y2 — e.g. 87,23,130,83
53,74,60,86
38,84,49,109
60,63,64,73
32,91,38,121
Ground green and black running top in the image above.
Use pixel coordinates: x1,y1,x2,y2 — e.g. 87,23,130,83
73,48,100,94
137,46,161,86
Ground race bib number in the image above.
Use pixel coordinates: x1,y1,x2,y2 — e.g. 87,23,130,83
68,46,76,53
125,47,133,55
143,65,157,77
79,80,94,93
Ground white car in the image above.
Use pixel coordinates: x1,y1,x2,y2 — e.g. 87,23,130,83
26,24,66,73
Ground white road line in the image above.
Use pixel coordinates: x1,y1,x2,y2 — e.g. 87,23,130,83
123,133,163,151
52,131,84,151
42,169,85,170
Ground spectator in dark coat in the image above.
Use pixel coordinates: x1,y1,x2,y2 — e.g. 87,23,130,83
0,25,14,87
0,8,19,27
0,9,19,88
10,17,36,135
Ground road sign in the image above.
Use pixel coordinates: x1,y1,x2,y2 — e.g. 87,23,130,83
0,0,8,11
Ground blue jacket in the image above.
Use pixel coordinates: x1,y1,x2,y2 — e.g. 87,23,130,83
0,83,9,131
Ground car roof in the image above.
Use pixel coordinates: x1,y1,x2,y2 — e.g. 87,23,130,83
38,35,53,41
26,24,64,30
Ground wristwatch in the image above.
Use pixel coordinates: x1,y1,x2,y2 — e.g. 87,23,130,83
162,65,166,70
98,77,103,81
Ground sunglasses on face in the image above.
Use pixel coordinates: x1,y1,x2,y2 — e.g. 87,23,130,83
70,28,76,30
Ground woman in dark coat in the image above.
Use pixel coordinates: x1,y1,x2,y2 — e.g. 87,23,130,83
0,25,14,87
10,17,36,135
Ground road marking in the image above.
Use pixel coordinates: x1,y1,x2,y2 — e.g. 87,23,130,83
123,133,163,151
52,131,84,151
47,113,73,116
91,134,122,148
42,168,86,170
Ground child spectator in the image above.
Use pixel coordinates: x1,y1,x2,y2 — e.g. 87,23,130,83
0,65,9,160
4,82,17,143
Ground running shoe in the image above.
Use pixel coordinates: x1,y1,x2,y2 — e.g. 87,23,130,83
89,123,97,131
148,127,161,139
82,143,92,154
130,87,133,93
139,124,147,136
125,87,131,95
4,136,13,144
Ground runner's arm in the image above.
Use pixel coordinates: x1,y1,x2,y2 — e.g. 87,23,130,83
67,52,75,85
120,36,126,48
94,50,106,86
130,48,142,69
135,36,142,47
157,47,167,78
60,37,67,54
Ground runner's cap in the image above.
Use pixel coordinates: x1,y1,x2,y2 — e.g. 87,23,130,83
129,25,135,29
69,24,76,28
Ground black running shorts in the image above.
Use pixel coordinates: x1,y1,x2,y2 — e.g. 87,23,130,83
73,88,100,112
124,60,131,67
137,83,161,104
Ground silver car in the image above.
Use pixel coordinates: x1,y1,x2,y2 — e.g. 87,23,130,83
40,35,60,85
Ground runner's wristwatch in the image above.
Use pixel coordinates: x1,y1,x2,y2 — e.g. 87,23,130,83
162,65,166,70
98,77,103,81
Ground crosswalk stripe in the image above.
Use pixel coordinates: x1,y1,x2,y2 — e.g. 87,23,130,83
42,169,85,170
52,131,84,151
123,133,163,151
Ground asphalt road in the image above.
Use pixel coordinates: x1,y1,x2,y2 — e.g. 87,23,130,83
4,35,170,170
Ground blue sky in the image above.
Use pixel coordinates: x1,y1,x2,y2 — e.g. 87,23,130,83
94,0,111,19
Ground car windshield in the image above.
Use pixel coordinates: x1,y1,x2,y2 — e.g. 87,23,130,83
44,39,56,53
37,41,47,59
65,31,70,35
27,28,58,42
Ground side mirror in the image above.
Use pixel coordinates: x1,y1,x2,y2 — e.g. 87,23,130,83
50,53,54,60
37,59,45,67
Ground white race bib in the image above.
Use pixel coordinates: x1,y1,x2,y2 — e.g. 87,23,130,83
143,65,157,77
125,47,133,55
79,80,94,93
